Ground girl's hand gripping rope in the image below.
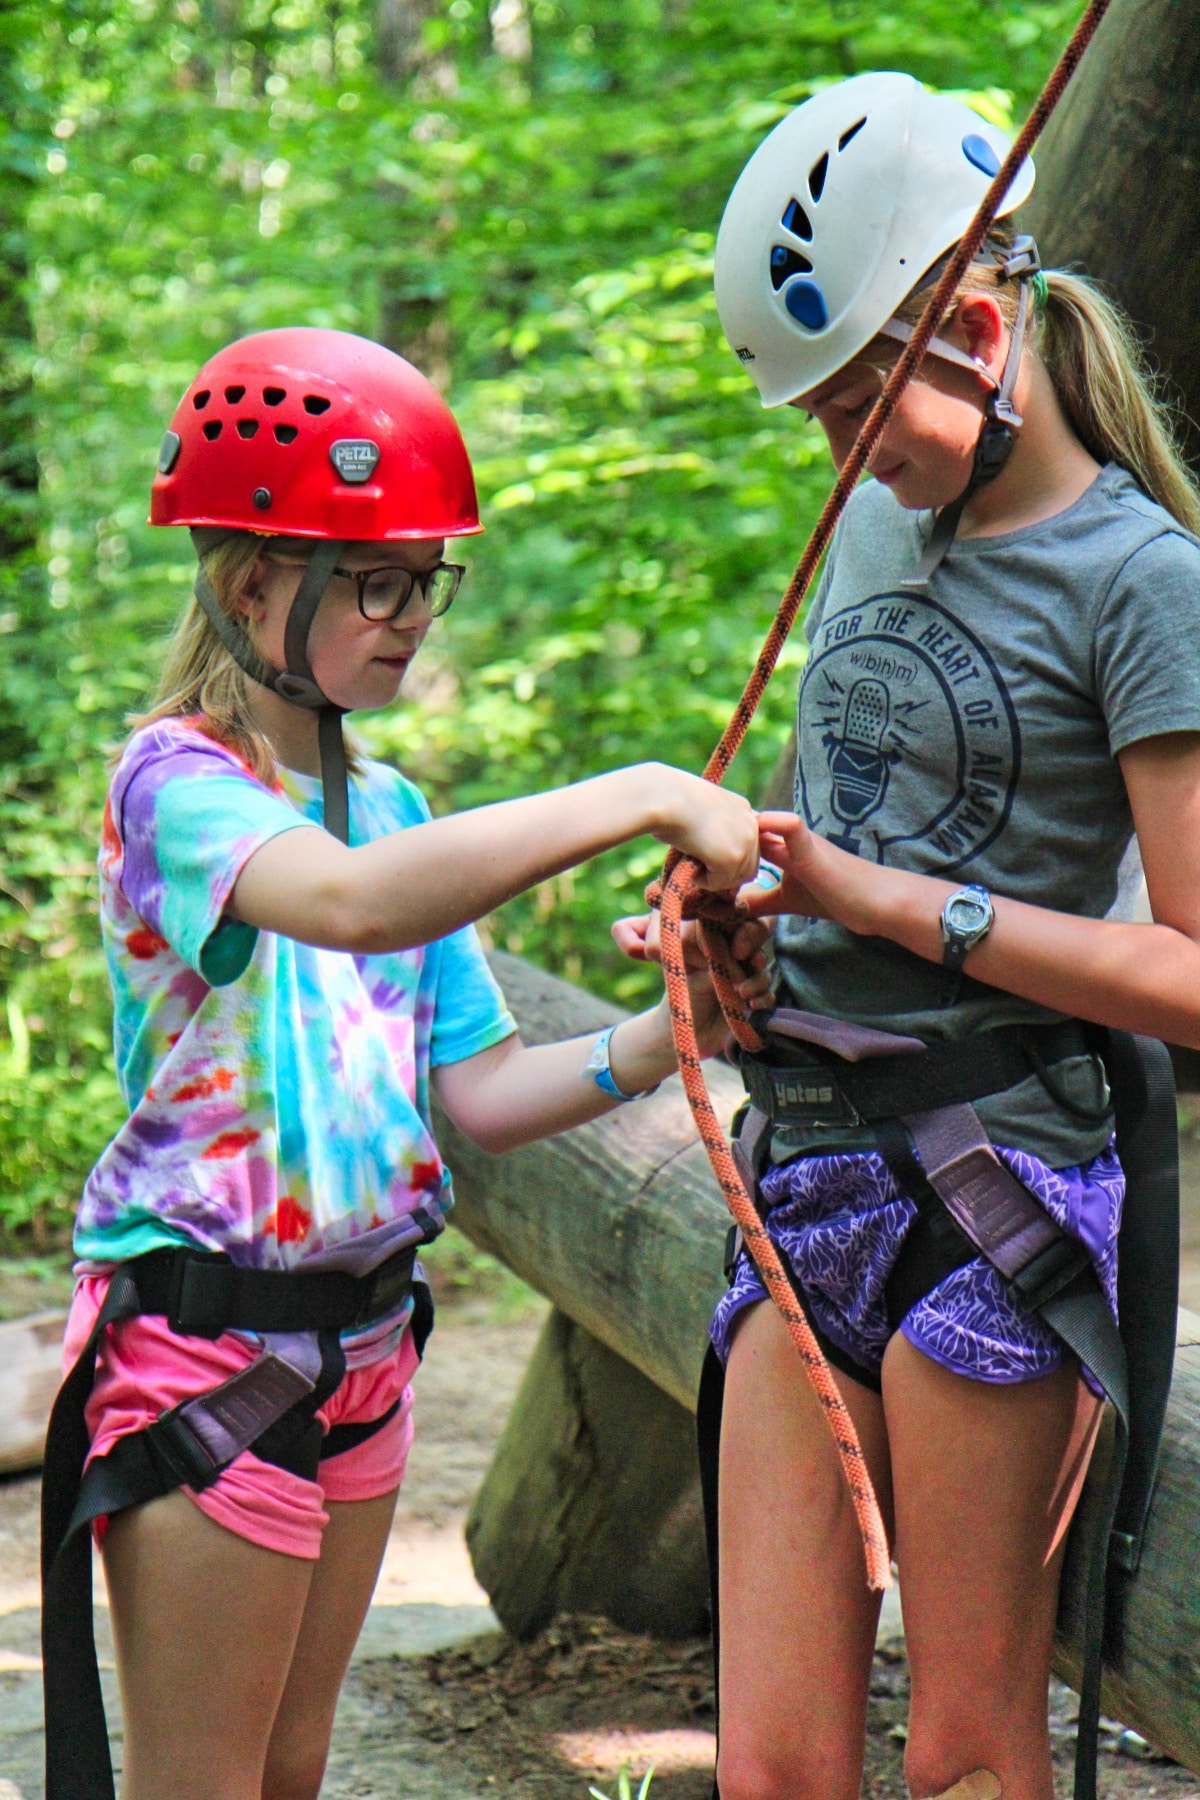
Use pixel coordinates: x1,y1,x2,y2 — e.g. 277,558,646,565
612,901,774,1059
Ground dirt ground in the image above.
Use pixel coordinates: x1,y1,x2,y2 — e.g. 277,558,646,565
4,1275,1199,1799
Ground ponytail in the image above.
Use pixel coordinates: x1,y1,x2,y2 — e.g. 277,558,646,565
1036,271,1200,535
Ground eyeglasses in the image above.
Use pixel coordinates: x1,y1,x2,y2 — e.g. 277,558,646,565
332,561,465,623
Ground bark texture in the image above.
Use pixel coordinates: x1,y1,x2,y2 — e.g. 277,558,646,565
1017,0,1200,458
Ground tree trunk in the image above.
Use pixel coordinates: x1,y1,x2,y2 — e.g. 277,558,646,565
1021,0,1200,464
466,1308,709,1641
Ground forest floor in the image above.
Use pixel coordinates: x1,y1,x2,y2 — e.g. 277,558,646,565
5,1111,1200,1798
3,1292,1198,1799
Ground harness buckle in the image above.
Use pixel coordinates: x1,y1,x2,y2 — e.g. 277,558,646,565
1008,1234,1093,1311
352,1244,418,1328
146,1405,224,1491
167,1249,237,1338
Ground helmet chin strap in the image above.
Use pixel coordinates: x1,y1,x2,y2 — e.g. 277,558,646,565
190,530,352,844
877,234,1040,586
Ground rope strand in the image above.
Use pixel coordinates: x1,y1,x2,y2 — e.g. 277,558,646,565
652,0,1113,1590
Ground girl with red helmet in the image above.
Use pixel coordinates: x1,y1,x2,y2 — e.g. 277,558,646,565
41,327,769,1800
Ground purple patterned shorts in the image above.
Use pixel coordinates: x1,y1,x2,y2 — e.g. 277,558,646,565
710,1141,1124,1390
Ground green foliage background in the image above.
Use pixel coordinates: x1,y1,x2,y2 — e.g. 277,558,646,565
0,0,1079,1243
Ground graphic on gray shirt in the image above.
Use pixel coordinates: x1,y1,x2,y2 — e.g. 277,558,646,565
774,464,1200,1165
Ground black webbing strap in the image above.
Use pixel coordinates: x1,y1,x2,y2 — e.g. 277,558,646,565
104,1241,418,1338
320,1397,403,1462
317,701,351,845
738,1018,1090,1128
190,534,353,843
696,1343,725,1800
41,1271,144,1800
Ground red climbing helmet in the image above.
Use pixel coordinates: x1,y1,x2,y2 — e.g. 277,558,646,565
150,326,482,541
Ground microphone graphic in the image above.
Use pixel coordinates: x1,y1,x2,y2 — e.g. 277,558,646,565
824,678,892,851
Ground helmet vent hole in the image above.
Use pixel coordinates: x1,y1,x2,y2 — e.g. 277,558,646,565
303,394,331,415
262,386,286,406
274,423,299,444
781,198,812,241
224,384,246,403
808,154,828,202
771,245,814,291
236,418,259,439
838,118,866,152
192,389,211,410
202,421,223,441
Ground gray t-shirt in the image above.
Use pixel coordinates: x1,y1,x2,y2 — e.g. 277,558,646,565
774,463,1200,1165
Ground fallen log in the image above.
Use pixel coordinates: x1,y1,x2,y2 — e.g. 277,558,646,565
0,1310,68,1475
443,951,1200,1769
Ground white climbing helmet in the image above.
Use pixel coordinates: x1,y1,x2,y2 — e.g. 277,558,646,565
714,73,1036,408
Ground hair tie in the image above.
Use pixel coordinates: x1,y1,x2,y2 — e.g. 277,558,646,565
1030,270,1050,312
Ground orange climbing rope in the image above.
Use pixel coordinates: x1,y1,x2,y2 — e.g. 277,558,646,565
651,0,1114,1593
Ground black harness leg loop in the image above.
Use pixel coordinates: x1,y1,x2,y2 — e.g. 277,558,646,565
696,1344,725,1800
41,1268,146,1800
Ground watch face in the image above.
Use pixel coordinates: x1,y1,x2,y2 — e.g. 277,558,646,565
946,893,991,934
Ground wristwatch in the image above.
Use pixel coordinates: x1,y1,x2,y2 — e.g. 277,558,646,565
583,1024,660,1103
939,883,994,1003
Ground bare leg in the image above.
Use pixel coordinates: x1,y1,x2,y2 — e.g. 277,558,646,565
715,1302,895,1800
883,1335,1103,1800
102,1492,314,1800
261,1487,399,1800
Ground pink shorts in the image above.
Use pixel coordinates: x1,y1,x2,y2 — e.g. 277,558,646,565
65,1274,421,1561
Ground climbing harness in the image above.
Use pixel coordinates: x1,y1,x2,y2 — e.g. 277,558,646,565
150,327,482,844
41,1242,433,1800
646,3,1178,1798
695,1016,1177,1800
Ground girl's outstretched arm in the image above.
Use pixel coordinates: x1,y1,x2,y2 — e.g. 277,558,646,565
434,917,770,1153
228,764,757,955
744,732,1200,1050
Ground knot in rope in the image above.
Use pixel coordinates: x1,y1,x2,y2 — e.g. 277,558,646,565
645,857,765,1055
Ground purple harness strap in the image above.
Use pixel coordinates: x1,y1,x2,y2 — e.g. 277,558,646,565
902,1105,1063,1282
169,1331,322,1475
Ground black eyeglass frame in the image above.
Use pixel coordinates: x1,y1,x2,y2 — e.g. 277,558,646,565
330,561,465,623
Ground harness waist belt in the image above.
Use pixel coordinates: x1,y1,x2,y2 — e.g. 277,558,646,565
120,1240,420,1337
738,1018,1092,1128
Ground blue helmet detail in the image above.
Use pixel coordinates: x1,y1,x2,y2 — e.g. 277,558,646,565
962,133,1001,178
770,244,814,291
784,280,828,331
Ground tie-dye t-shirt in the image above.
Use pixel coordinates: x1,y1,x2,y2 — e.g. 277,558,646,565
78,718,516,1301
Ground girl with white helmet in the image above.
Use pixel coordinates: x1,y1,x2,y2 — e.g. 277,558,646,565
701,71,1200,1800
40,327,770,1800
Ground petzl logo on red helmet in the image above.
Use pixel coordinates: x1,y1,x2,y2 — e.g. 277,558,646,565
329,439,381,484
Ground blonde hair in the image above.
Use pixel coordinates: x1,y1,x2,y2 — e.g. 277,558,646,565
130,531,361,782
886,222,1200,535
